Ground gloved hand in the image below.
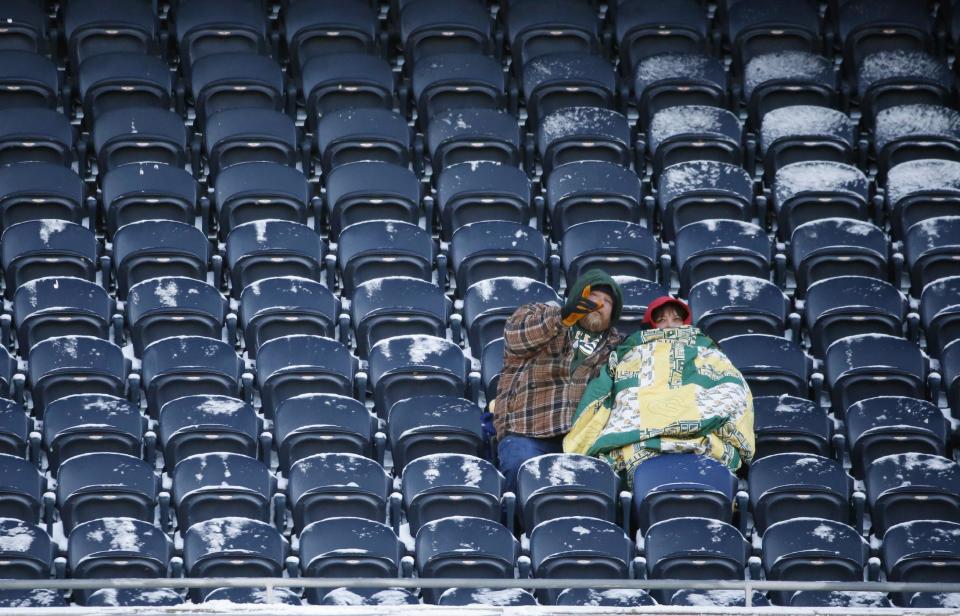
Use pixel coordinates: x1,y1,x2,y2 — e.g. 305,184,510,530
561,284,603,326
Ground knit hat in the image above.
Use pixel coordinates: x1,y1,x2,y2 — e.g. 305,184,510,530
567,269,623,325
642,296,691,328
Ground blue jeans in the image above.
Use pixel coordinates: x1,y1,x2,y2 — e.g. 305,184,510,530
497,434,565,495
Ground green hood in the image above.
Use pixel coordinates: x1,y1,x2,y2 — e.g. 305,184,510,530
567,269,623,326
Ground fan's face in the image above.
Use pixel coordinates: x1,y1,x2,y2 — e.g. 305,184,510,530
581,290,613,332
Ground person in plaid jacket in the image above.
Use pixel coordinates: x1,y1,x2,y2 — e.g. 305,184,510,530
493,269,624,493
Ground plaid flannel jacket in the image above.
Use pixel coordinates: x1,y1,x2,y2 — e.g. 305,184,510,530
493,303,622,438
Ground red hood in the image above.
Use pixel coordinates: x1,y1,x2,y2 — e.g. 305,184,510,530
643,296,692,327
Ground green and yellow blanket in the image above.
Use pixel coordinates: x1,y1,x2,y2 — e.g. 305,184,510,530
563,326,754,483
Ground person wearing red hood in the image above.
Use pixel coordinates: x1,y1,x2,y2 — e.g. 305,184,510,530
643,296,693,330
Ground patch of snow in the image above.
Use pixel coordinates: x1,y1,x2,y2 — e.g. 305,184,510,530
38,219,67,245
745,51,831,98
773,160,865,205
875,104,960,150
0,523,34,552
153,278,179,308
887,159,960,206
858,50,948,95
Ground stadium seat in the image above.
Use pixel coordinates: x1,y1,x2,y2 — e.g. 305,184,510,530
203,112,301,186
0,589,65,608
239,276,339,358
42,394,142,470
0,110,74,167
438,588,537,606
225,220,325,298
721,333,811,397
824,334,928,415
399,0,493,63
726,0,821,73
13,277,111,351
321,587,420,606
190,53,286,128
911,593,960,609
337,220,434,294
922,276,960,358
112,220,210,300
315,108,411,172
789,218,889,297
415,516,518,603
427,109,522,171
172,452,274,529
631,453,738,534
0,454,45,523
886,159,960,240
632,52,727,129
945,339,960,415
547,161,643,241
1,220,98,298
204,588,301,605
480,337,504,402
837,0,934,77
126,276,227,357
616,277,671,335
175,0,268,69
64,0,157,67
771,161,868,240
882,520,960,606
561,221,659,287
56,452,157,532
647,105,743,177
301,53,394,131
748,453,855,534
856,50,951,127
743,52,835,129
689,275,789,341
674,220,770,295
506,0,599,68
286,453,392,529
388,396,484,472
402,453,504,532
537,107,632,175
558,587,657,606
517,453,619,531
0,518,53,579
790,591,891,608
140,336,243,417
256,335,356,418
904,216,960,296
672,589,770,607
761,109,856,183
325,161,420,239
158,395,259,471
91,108,189,173
212,162,309,240
0,50,60,110
435,162,531,241
449,221,548,294
77,53,172,124
865,453,960,537
873,105,960,177
752,395,832,460
101,164,199,236
284,0,379,71
522,52,615,128
413,53,505,125
86,588,184,607
462,276,558,352
0,164,85,231
845,396,948,478
274,393,378,471
657,161,753,241
350,277,450,359
804,276,906,356
0,399,30,459
615,0,708,77
28,335,127,413
0,0,48,53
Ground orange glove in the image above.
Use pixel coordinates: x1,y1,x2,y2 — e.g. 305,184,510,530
561,284,604,326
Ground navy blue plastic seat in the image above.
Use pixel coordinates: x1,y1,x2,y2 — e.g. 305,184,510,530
325,161,420,238
175,0,268,69
857,50,951,127
946,339,960,415
743,52,835,129
674,220,770,295
0,164,84,231
0,347,15,401
256,335,356,419
631,453,738,534
866,453,960,536
0,109,73,168
141,336,242,417
239,276,338,358
727,0,821,73
159,395,259,471
57,453,157,532
791,591,891,608
287,453,391,529
427,109,522,173
790,218,888,297
561,221,659,288
204,111,300,184
92,108,189,172
172,452,274,529
506,0,598,68
86,588,183,607
436,161,530,242
517,453,619,531
0,454,44,523
0,518,52,579
388,396,484,472
274,393,376,471
285,0,378,71
846,396,947,479
558,587,657,606
0,50,60,109
351,277,449,359
315,108,411,173
112,220,210,300
616,278,670,336
753,395,831,460
190,52,285,126
911,593,960,608
321,587,420,606
0,589,65,608
126,277,226,357
64,0,157,66
204,587,301,605
337,220,434,295
301,52,393,132
1,220,97,298
672,590,770,607
0,399,29,458
77,53,171,123
213,162,308,239
883,520,960,606
644,517,749,603
43,394,142,470
905,216,960,296
101,164,198,236
922,276,960,358
0,0,48,53
413,53,505,125
657,161,753,241
225,220,325,298
522,52,615,128
400,0,493,64
13,277,111,351
633,52,726,129
886,160,960,240
748,453,854,534
824,334,927,416
439,588,536,606
762,518,869,605
537,107,632,175
689,275,788,341
616,0,707,77
480,337,504,402
28,335,127,413
761,108,856,183
648,105,743,177
837,0,934,77
463,276,558,353
367,334,467,420
449,221,548,295
403,453,503,532
805,276,906,356
68,518,170,604
547,161,643,241
874,105,960,177
771,161,867,240
415,516,518,603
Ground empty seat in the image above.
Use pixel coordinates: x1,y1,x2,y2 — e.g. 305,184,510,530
657,160,753,241
388,396,484,472
633,52,727,129
616,277,671,335
762,517,869,605
367,334,467,419
13,277,111,351
337,220,434,294
449,221,548,294
743,51,835,130
857,50,951,126
771,161,867,240
761,107,856,183
522,52,615,128
726,0,821,73
480,337,504,402
64,0,157,66
56,452,157,532
946,339,960,415
874,105,960,177
439,588,537,606
141,336,242,417
517,453,619,532
647,105,743,177
672,590,770,607
427,109,522,170
911,593,960,609
631,453,738,534
301,53,393,130
0,399,30,458
547,161,643,241
674,220,770,295
846,396,948,478
616,0,707,78
274,393,377,471
84,588,184,608
922,276,960,358
287,453,391,529
790,218,889,297
748,453,854,534
752,395,832,460
350,277,450,359
435,161,531,242
204,111,300,186
101,164,199,236
561,221,659,287
824,334,927,415
42,394,142,470
0,454,44,523
865,453,960,536
175,0,268,68
0,589,65,608
886,159,960,240
400,0,493,63
213,162,308,239
0,164,84,232
285,0,378,70
790,591,891,608
256,335,356,419
76,53,172,123
413,53,505,125
321,587,420,606
905,216,960,296
415,516,518,603
837,0,934,76
239,276,338,358
172,452,274,529
538,107,632,175
804,276,906,356
28,336,127,413
463,276,559,353
0,0,48,53
0,518,53,579
324,161,420,239
92,108,189,172
1,220,98,298
112,220,210,300
190,53,285,126
506,0,598,68
0,50,60,110
204,588,301,605
402,453,503,533
882,520,960,606
225,220,325,298
158,395,259,471
126,277,227,357
0,109,74,168
315,108,411,173
557,587,657,607
689,275,789,341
